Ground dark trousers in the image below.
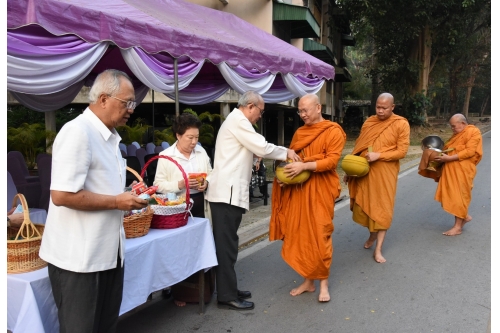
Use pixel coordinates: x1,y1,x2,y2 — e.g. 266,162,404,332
209,201,245,302
47,255,124,333
190,192,205,218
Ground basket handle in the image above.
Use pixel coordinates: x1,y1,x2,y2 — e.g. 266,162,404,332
141,155,191,209
126,166,143,183
10,193,42,241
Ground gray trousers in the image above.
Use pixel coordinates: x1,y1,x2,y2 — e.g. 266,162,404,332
48,255,124,333
209,201,245,302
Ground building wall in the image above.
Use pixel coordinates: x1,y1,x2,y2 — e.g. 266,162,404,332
186,0,273,33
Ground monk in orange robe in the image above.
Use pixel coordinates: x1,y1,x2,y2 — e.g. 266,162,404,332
430,114,483,236
269,93,346,302
344,93,410,263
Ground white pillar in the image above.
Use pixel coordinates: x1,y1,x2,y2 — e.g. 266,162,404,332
45,111,56,153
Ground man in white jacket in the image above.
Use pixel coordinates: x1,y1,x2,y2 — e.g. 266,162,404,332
206,91,300,310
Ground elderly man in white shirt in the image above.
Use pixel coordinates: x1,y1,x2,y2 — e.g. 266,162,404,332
39,69,148,333
205,90,300,310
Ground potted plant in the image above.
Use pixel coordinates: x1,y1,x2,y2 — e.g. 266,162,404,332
117,118,150,145
7,123,56,171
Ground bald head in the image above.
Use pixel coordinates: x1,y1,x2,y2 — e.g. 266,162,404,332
297,93,323,125
449,113,468,134
375,93,395,121
377,93,394,104
300,93,320,105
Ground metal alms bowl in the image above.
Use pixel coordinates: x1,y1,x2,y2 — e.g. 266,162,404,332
421,135,445,151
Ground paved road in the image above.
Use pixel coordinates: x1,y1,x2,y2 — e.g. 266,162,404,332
117,131,491,333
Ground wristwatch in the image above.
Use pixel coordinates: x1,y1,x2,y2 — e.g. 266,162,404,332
7,216,11,227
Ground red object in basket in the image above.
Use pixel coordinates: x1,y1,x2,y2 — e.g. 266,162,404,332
140,155,193,229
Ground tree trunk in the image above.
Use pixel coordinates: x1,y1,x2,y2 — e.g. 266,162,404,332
370,37,379,116
409,24,432,121
480,95,490,116
462,65,478,118
449,60,460,116
435,98,442,119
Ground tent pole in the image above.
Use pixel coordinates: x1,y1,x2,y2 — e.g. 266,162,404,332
152,90,155,143
174,58,179,116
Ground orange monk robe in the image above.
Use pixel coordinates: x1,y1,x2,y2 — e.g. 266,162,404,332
348,114,410,230
269,120,346,280
435,125,482,219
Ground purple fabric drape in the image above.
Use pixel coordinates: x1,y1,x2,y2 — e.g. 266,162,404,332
8,0,334,79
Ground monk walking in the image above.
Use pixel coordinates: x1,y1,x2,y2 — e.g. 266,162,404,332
344,93,410,263
430,114,482,236
269,93,346,302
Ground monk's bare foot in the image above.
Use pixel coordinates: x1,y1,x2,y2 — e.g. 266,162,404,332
463,215,472,227
443,227,462,236
174,299,186,307
318,280,330,302
373,250,386,263
290,279,315,296
364,235,377,249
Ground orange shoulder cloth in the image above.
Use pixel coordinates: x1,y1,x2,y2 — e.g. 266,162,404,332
290,120,343,152
352,115,406,155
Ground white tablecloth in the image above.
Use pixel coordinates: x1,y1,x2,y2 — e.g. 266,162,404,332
7,217,217,333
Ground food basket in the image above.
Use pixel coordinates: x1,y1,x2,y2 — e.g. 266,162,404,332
7,193,47,274
142,155,193,229
124,167,154,238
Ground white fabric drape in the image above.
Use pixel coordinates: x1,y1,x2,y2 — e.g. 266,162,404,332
8,42,109,94
164,84,230,105
120,48,204,93
217,63,276,95
282,73,325,97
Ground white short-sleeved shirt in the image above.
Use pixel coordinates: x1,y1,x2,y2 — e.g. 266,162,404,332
39,108,127,273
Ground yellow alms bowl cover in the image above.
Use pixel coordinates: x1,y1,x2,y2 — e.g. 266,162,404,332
275,164,312,185
341,155,369,177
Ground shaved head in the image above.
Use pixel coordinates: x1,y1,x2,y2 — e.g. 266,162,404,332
375,92,395,121
449,113,468,134
450,113,468,124
377,92,394,104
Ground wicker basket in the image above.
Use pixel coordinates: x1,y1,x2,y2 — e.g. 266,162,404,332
142,155,193,229
124,167,154,238
7,193,47,274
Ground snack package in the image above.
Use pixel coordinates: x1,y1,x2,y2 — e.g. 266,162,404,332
138,193,151,200
143,185,158,196
13,204,23,214
188,173,207,186
131,182,148,195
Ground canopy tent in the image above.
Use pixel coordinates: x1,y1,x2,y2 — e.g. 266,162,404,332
7,0,334,112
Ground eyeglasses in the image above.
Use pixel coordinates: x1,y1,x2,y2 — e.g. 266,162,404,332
297,109,309,115
108,95,137,110
252,103,265,116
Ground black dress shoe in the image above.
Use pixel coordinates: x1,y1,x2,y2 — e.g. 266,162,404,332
217,298,254,310
237,290,252,299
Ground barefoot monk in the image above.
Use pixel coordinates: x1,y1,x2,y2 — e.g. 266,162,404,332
431,114,483,236
344,93,410,263
269,93,346,302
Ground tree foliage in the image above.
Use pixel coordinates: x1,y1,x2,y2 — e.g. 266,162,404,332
338,0,490,121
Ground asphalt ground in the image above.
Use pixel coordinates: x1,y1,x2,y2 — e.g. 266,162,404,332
117,130,491,333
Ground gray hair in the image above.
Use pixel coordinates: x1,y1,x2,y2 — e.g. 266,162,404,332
237,91,264,108
450,113,468,124
88,69,132,103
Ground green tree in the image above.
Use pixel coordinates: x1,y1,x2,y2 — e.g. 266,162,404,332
7,123,56,169
116,118,150,145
